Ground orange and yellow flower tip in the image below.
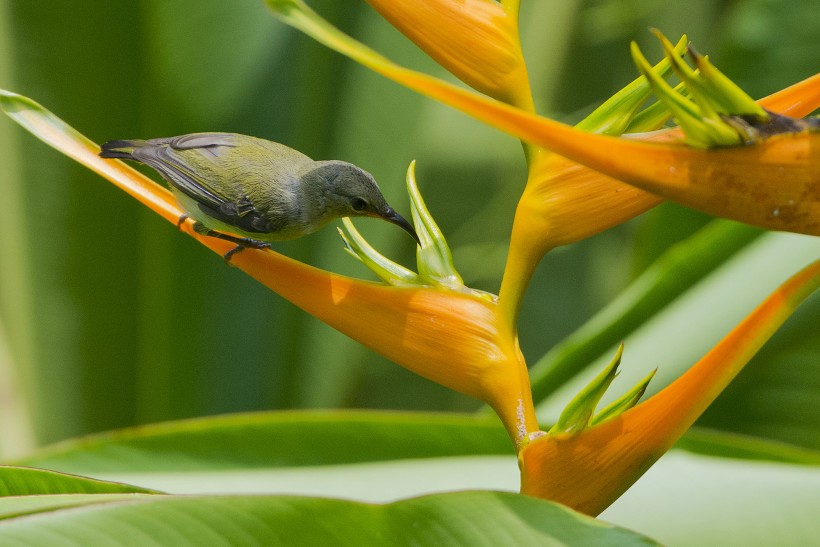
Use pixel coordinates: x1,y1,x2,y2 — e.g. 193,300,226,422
365,0,532,107
519,260,820,516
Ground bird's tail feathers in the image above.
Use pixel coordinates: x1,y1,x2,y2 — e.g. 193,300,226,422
99,139,146,159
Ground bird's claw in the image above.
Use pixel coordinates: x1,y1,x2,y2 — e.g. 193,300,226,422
184,221,271,264
221,238,272,264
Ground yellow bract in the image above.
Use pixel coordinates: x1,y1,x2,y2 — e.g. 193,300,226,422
499,150,662,323
366,0,532,108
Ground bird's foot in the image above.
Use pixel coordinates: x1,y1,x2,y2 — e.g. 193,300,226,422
189,223,271,263
222,239,272,263
191,221,210,235
176,214,189,230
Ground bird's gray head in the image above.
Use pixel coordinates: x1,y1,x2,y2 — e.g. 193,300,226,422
308,161,419,243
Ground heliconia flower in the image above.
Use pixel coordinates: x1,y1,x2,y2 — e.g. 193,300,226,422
364,0,533,108
518,259,820,516
499,50,820,324
0,90,541,449
266,2,820,242
497,40,689,322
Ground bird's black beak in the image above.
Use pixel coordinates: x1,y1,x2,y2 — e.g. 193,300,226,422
380,207,420,245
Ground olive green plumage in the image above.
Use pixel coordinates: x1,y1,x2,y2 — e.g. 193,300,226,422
99,133,417,258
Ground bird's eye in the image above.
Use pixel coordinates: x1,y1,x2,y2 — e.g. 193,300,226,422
350,197,368,211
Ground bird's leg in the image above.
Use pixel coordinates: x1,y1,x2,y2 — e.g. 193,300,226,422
191,222,272,263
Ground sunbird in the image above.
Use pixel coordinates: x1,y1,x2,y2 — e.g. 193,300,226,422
99,133,418,260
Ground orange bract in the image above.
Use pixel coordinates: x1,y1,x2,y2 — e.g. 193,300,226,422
366,0,532,107
234,245,540,447
519,260,820,516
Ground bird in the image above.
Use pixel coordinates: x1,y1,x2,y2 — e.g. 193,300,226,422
99,132,418,260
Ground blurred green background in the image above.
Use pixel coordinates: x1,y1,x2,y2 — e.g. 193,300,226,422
0,0,817,454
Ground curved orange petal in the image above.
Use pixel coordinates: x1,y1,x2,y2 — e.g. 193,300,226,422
519,259,820,516
365,0,532,107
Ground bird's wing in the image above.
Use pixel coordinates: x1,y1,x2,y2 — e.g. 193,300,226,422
166,133,238,151
135,145,228,212
199,195,278,234
134,135,276,234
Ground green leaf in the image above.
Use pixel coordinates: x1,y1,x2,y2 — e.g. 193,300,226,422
676,428,820,465
602,449,820,546
0,466,156,496
0,491,658,546
15,411,511,474
10,411,515,500
0,494,147,521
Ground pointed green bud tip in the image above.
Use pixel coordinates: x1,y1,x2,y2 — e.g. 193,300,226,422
406,161,465,290
630,31,810,147
549,343,625,435
576,35,686,135
631,29,805,148
338,219,421,286
685,44,768,120
591,367,657,426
